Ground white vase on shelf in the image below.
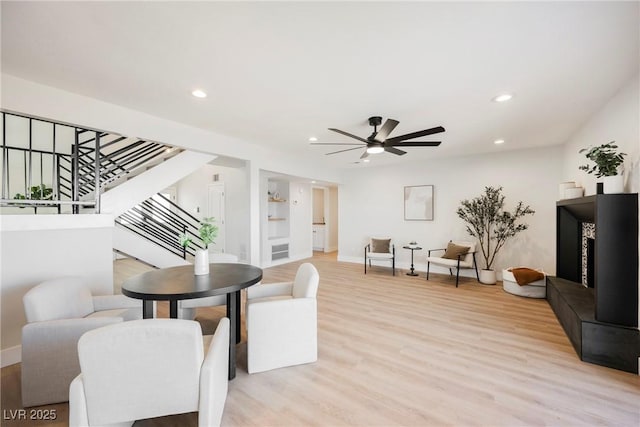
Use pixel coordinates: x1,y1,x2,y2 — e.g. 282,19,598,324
602,175,624,194
194,249,210,275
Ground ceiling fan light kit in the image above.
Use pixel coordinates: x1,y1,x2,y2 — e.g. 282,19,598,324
311,115,445,159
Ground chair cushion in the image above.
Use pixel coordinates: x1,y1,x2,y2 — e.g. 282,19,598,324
427,256,474,268
367,252,395,259
442,242,470,260
371,238,391,253
85,308,141,322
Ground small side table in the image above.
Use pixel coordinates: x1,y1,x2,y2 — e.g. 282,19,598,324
402,246,422,276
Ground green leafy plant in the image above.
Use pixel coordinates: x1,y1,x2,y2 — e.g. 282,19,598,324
178,217,219,250
579,142,626,178
13,184,53,201
456,186,535,270
198,217,218,247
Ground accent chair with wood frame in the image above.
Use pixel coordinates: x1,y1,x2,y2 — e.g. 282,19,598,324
426,241,479,287
364,237,396,276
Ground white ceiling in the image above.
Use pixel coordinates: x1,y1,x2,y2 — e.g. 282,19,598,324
2,1,638,168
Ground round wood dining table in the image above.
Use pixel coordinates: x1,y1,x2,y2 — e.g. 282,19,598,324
122,263,263,379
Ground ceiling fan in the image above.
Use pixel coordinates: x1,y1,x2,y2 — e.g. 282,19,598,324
311,116,444,159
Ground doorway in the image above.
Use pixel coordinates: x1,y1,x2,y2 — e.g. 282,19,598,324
207,183,226,253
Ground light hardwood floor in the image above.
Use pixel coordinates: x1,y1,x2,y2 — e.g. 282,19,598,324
2,253,639,426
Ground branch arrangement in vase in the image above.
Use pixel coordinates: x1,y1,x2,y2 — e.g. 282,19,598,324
456,186,534,271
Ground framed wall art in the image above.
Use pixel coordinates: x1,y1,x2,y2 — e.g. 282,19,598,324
404,185,434,221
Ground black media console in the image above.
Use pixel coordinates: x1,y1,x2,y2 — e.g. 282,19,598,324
547,193,639,373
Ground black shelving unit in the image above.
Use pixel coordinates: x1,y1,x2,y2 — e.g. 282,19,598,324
548,193,639,373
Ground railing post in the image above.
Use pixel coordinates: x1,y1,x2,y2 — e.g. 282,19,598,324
27,118,32,199
72,130,79,214
1,112,6,200
94,131,101,214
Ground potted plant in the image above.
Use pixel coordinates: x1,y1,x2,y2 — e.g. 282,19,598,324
579,142,626,193
13,184,54,213
456,186,535,284
179,217,218,275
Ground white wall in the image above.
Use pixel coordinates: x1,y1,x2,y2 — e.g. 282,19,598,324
559,73,639,329
1,214,114,364
338,145,563,277
327,186,339,252
175,163,250,261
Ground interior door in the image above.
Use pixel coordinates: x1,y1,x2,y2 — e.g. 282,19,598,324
207,183,226,253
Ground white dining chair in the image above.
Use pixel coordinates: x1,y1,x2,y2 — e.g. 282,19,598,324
245,263,319,373
69,318,229,426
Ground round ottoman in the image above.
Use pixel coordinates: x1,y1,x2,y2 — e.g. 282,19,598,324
502,268,546,298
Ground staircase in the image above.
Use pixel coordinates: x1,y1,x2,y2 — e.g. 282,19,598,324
1,111,217,268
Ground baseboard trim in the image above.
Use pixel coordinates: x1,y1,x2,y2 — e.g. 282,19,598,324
1,345,21,367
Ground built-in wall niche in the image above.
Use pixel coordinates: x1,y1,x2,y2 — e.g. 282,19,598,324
266,179,290,263
267,180,289,239
581,222,595,288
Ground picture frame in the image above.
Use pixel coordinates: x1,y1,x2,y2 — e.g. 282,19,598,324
404,185,434,221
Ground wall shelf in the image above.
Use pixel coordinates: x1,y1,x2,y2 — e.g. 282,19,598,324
268,218,286,221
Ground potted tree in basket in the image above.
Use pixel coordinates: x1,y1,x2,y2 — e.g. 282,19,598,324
579,142,626,194
179,217,218,275
456,186,535,284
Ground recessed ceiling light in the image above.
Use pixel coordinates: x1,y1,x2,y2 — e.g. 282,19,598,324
192,89,207,98
311,180,316,183
494,139,505,145
492,93,513,103
363,159,370,163
309,137,318,142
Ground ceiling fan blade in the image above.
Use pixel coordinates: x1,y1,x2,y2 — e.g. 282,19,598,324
388,141,441,147
360,150,369,159
310,142,365,146
326,146,364,155
385,126,445,143
328,128,369,143
373,119,399,142
384,146,407,156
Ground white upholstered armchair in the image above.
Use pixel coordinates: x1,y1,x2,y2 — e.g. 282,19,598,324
364,237,396,275
245,262,319,374
21,277,142,407
426,241,479,287
69,318,230,427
